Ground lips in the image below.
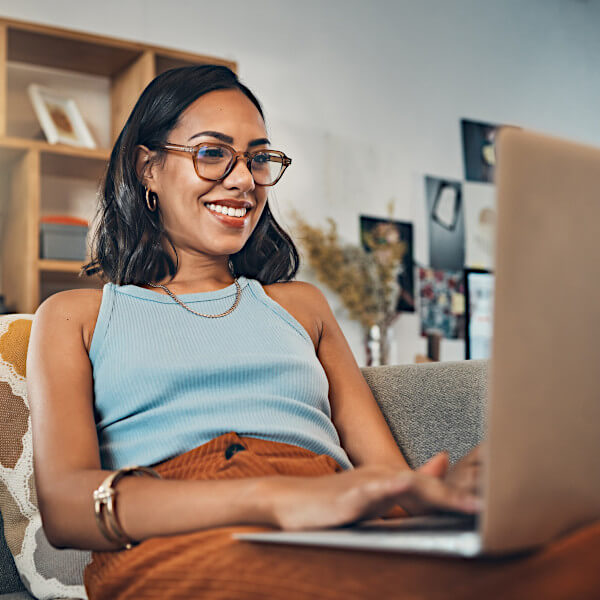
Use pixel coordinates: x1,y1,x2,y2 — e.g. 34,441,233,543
203,199,251,229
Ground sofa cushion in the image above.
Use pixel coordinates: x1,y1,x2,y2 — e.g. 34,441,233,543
361,359,487,468
0,315,90,600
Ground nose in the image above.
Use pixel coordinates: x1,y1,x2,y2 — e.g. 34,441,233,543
222,154,255,192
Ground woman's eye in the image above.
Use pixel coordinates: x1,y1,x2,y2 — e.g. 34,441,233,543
197,147,227,161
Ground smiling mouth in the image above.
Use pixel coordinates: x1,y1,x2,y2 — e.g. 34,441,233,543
205,203,248,218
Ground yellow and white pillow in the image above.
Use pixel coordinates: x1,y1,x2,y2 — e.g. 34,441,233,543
0,314,90,599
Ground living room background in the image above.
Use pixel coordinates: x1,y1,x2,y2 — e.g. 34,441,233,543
0,0,598,365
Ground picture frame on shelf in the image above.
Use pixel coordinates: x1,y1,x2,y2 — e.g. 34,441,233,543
27,84,96,149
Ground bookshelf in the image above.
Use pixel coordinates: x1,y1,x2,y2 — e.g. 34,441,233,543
0,17,236,313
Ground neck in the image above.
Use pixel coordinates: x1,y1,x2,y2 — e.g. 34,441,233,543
146,249,235,294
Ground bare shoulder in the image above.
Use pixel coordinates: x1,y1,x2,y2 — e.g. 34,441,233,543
262,280,331,350
34,288,103,354
263,280,327,306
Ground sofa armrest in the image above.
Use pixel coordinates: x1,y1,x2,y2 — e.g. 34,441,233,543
361,360,488,468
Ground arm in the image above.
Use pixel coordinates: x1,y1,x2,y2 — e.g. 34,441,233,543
298,283,411,469
27,291,274,550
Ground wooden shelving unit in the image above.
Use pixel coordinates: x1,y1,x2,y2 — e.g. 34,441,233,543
0,17,236,313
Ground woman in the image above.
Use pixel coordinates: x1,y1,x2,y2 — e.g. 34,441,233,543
27,65,480,599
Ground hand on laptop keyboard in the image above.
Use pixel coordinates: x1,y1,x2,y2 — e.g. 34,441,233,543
443,444,484,499
265,456,483,532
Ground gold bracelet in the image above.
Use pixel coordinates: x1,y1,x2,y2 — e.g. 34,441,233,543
93,466,162,550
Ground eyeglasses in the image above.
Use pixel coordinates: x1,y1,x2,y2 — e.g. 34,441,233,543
159,142,292,186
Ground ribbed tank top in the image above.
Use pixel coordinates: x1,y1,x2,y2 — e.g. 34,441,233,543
89,276,353,471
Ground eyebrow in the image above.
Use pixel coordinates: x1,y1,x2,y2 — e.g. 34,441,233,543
188,130,270,148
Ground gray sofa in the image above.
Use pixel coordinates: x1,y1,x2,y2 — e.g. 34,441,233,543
0,359,487,599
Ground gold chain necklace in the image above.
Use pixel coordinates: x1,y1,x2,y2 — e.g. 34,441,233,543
146,279,242,318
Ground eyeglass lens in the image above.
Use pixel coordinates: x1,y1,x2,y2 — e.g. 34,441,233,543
195,145,284,184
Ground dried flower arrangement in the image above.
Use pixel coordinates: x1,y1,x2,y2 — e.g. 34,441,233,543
292,214,407,364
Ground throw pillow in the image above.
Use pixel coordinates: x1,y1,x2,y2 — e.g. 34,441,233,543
0,314,91,599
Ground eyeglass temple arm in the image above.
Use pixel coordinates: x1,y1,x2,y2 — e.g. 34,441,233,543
162,144,196,153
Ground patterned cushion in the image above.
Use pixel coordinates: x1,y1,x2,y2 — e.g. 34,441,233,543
0,314,90,599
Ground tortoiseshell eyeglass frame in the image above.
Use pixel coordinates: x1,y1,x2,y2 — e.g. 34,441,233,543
159,141,292,186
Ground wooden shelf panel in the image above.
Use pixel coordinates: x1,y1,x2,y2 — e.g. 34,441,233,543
5,21,142,77
38,258,87,273
0,137,109,179
0,136,110,159
4,18,236,78
0,142,25,167
154,50,236,75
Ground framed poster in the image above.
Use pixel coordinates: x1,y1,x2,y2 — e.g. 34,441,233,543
425,176,465,271
464,268,494,359
359,215,415,312
461,118,500,183
28,84,96,148
418,267,465,340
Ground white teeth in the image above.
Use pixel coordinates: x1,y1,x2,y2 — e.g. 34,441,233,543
205,204,247,218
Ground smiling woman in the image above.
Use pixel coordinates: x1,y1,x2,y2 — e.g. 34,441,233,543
82,66,298,287
26,65,482,600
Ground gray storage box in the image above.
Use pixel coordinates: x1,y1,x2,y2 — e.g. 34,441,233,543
40,223,88,261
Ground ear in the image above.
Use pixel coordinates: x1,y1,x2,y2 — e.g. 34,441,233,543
135,145,157,188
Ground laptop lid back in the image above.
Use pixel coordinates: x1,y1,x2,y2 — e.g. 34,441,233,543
481,128,600,553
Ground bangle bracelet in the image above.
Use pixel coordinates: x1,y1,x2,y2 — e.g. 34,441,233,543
93,466,162,550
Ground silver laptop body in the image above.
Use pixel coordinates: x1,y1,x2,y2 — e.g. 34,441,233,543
234,128,600,557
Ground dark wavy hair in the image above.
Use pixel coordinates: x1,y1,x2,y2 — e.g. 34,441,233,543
83,65,299,285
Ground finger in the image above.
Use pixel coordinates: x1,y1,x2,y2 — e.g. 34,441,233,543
417,451,449,479
447,464,482,496
407,473,482,514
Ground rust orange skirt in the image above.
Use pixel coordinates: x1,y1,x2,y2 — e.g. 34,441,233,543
84,432,600,600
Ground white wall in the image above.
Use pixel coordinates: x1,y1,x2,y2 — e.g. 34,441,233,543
1,0,599,364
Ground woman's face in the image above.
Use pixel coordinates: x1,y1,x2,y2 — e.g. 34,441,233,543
148,88,270,261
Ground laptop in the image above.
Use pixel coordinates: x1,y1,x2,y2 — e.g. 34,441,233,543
234,128,600,557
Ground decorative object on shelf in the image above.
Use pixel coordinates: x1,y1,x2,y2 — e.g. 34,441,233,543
425,175,465,271
359,215,415,313
293,214,406,366
27,84,96,148
39,215,89,261
418,267,465,340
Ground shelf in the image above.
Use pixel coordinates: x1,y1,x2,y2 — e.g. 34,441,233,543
4,18,236,78
5,19,143,77
0,137,109,179
38,258,87,273
0,16,236,313
154,48,235,74
0,136,110,160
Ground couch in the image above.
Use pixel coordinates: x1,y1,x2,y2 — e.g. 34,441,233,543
6,312,595,599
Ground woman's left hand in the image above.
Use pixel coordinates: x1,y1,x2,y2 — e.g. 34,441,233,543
443,443,484,497
392,443,483,517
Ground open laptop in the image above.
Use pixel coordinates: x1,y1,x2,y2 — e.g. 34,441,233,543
234,128,600,557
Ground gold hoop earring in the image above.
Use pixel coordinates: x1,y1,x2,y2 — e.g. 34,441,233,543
145,187,157,212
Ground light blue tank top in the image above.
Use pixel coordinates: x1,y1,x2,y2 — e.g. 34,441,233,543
89,276,353,471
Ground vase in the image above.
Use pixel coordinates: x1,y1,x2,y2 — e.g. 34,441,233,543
365,323,391,366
